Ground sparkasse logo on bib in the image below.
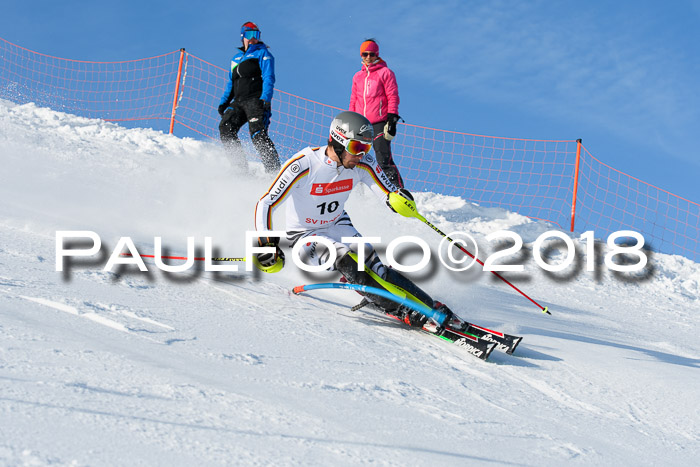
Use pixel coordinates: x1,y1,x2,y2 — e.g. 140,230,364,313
310,179,353,196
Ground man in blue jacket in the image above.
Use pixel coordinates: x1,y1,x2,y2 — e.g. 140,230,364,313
218,22,281,173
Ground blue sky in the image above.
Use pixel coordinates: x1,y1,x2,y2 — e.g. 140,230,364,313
2,0,699,201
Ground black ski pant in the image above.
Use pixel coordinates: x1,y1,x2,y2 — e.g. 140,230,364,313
372,121,404,188
335,252,435,313
219,98,281,173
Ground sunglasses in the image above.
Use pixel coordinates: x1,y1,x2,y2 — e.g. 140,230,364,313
242,30,261,40
361,52,377,58
346,139,372,156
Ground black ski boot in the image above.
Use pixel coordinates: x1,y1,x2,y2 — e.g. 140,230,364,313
390,305,428,327
433,301,455,334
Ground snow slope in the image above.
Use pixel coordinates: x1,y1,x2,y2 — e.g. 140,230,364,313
1,100,698,466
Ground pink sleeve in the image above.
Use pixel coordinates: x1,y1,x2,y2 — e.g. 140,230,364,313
349,73,358,112
384,69,399,114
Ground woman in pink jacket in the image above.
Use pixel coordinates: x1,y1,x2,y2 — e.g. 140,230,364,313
349,39,403,187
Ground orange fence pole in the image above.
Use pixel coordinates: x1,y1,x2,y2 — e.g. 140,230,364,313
169,48,186,134
570,138,582,232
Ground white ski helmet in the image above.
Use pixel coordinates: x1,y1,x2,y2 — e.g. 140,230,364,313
328,111,374,156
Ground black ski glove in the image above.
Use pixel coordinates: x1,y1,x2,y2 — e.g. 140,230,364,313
255,236,285,268
383,113,400,141
218,104,229,116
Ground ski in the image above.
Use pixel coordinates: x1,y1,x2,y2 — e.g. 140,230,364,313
422,320,497,360
448,315,523,355
360,298,518,357
382,311,496,361
292,282,506,361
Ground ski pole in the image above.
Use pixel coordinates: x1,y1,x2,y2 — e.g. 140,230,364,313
387,192,550,315
120,253,246,262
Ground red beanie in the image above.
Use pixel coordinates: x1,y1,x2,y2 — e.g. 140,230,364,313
360,40,379,54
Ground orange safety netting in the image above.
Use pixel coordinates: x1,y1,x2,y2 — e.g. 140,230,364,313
1,37,698,262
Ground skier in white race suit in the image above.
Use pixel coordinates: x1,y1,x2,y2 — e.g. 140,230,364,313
253,111,453,327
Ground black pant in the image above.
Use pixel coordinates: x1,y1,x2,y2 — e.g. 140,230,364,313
372,121,404,188
219,98,281,173
335,252,435,313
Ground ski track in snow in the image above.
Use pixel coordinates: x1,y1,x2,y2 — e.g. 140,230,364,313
1,100,699,465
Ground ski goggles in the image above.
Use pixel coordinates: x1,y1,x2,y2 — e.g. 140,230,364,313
242,29,261,40
345,139,372,156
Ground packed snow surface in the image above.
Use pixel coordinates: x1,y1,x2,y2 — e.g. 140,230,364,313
0,100,698,465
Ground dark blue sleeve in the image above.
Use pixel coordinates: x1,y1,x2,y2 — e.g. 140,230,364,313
259,49,275,102
219,56,238,106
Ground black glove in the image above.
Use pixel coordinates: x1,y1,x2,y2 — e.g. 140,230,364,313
218,104,229,116
383,113,400,141
386,188,413,213
255,236,285,268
